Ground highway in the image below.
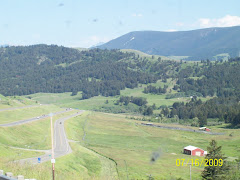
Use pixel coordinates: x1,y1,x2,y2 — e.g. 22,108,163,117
17,110,85,164
0,108,74,127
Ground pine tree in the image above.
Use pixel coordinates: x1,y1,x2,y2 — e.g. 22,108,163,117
197,112,207,127
201,140,229,179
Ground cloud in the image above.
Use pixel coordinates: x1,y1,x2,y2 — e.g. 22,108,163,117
198,15,240,28
132,13,143,17
165,29,177,32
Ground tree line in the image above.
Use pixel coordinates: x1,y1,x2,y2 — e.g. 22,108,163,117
165,96,240,127
0,45,157,98
143,85,168,94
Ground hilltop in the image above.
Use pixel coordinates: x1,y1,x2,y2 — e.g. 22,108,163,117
98,26,240,60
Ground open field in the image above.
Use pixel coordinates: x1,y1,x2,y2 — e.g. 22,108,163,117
65,111,240,179
0,102,239,179
0,95,37,109
0,105,64,124
120,49,172,61
168,56,189,61
28,79,211,113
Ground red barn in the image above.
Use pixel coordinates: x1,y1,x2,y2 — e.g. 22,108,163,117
205,128,211,132
183,145,207,156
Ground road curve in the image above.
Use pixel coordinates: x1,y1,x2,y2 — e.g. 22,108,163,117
0,108,74,127
18,110,85,164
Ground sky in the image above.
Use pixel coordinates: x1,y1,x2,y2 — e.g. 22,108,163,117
1,0,240,48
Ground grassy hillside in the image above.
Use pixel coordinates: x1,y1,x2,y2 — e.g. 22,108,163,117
0,109,77,150
0,110,117,180
0,144,44,161
120,49,172,60
65,111,240,179
0,105,63,124
0,95,38,109
0,107,239,179
0,142,117,180
27,79,211,114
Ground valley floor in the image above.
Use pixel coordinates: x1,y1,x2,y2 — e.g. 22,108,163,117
0,97,239,179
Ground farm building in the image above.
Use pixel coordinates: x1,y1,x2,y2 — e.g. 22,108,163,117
199,127,211,131
183,145,207,156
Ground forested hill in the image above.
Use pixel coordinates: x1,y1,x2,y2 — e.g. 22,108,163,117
98,26,240,60
1,44,240,100
0,45,161,97
1,44,240,126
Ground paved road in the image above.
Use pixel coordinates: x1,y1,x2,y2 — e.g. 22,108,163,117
18,110,84,164
140,123,224,135
0,104,45,112
0,108,74,127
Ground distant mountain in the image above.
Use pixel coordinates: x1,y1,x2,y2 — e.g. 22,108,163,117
90,42,105,48
98,26,240,60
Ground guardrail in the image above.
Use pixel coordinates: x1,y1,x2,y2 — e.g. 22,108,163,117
0,170,36,180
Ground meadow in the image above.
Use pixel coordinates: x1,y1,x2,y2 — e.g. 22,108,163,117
0,95,37,109
28,79,211,113
0,95,239,179
65,111,240,179
0,78,237,179
0,104,64,124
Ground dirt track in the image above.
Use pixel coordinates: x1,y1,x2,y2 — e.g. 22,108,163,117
140,123,224,135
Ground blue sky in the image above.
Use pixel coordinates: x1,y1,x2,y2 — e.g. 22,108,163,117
1,0,240,47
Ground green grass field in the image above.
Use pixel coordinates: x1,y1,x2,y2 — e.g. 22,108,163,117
28,79,210,112
120,49,171,61
0,99,239,179
0,105,64,124
0,95,37,109
0,144,44,161
65,111,240,179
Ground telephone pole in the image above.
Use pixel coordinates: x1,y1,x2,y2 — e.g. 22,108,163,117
184,163,195,180
50,113,55,180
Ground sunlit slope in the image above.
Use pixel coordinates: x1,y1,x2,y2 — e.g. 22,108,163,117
0,94,37,109
0,109,117,180
0,105,62,124
66,111,240,179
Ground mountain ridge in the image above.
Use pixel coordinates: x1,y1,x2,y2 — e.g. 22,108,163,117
98,26,240,60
